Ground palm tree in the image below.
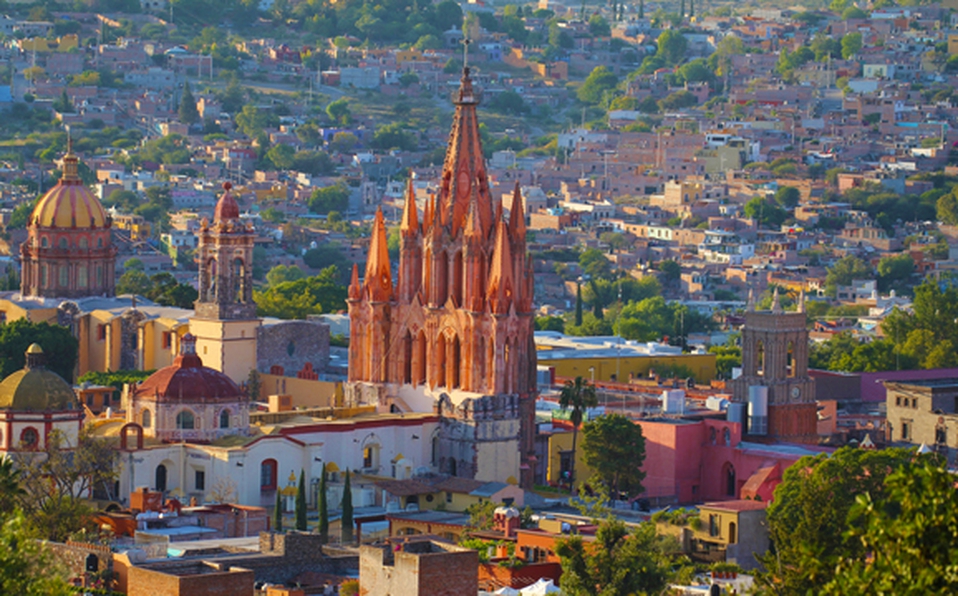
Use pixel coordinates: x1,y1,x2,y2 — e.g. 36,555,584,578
559,376,598,495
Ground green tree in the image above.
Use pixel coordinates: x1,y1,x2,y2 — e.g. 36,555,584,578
371,123,416,151
658,259,681,284
178,82,199,125
0,510,73,596
326,98,352,125
535,316,565,332
555,519,671,596
744,196,788,228
117,270,152,296
329,131,359,154
295,469,307,531
266,143,296,170
825,255,873,297
876,253,914,293
0,320,78,383
273,490,283,533
774,186,801,209
656,29,688,65
841,32,863,59
266,264,305,286
936,192,958,224
341,469,353,544
558,377,599,493
309,183,350,214
579,248,614,280
581,414,647,499
588,14,611,36
577,66,618,104
757,446,914,594
317,463,329,543
825,458,958,595
254,268,348,319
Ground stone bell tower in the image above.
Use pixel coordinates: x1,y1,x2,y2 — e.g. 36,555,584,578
190,182,260,384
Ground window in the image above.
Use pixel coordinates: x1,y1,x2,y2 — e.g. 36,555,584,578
260,459,277,490
162,332,172,349
446,491,452,503
59,237,68,249
98,238,103,248
142,409,151,428
901,419,912,441
176,410,195,430
896,397,901,406
20,427,39,448
79,237,88,249
97,324,107,341
709,514,720,537
78,264,87,288
219,409,230,429
41,237,48,248
194,470,205,491
58,265,68,287
96,265,102,285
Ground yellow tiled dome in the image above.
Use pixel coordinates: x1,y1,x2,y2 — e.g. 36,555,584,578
30,152,108,229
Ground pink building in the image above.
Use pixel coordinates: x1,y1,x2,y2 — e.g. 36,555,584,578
636,417,828,505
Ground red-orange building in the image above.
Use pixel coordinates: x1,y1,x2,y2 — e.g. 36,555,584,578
346,69,537,487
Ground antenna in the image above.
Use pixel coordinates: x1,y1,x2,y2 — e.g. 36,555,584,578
461,0,471,70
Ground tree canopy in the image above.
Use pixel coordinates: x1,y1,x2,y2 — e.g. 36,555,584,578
0,320,78,383
581,414,647,499
254,267,348,319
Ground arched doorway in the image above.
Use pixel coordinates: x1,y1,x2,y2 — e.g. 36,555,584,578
155,464,168,492
724,462,736,497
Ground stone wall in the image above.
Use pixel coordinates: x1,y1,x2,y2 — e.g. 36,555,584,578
257,320,330,376
47,540,113,578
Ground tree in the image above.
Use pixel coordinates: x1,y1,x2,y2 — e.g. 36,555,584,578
659,90,697,110
744,196,788,228
341,469,353,544
329,131,359,154
11,428,118,541
536,315,565,332
178,82,199,125
589,14,610,36
326,98,352,125
266,143,296,170
825,255,873,297
558,377,599,493
117,270,152,297
295,469,307,531
555,519,672,596
936,192,958,224
774,186,801,209
757,446,914,594
656,29,688,65
876,254,914,293
658,259,681,284
266,264,305,286
0,510,73,596
487,91,525,116
254,268,348,319
0,320,78,384
841,32,863,59
581,414,647,499
273,490,283,533
579,248,614,280
575,284,584,326
247,369,261,401
371,123,416,151
826,458,958,595
577,66,618,104
309,183,350,214
317,463,328,543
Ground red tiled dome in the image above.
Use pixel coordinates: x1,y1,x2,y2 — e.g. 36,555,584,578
214,182,240,221
134,334,243,402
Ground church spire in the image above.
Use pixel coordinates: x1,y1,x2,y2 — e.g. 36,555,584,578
770,287,782,313
439,67,491,237
401,178,419,237
348,263,361,301
797,288,805,313
508,182,526,240
364,208,393,302
487,220,514,314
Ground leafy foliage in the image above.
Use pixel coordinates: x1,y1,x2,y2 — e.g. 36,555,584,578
559,377,599,492
0,320,78,383
581,414,647,499
254,267,348,319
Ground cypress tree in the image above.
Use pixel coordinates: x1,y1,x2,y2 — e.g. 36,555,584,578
179,81,199,125
680,0,686,18
273,490,283,533
639,0,644,18
295,469,307,531
689,0,694,18
318,463,329,543
341,469,354,544
575,284,584,326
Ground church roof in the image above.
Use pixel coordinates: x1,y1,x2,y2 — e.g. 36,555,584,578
0,344,77,411
214,182,240,221
30,149,108,229
134,333,244,403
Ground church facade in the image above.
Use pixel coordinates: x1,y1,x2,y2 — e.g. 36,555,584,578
345,69,537,488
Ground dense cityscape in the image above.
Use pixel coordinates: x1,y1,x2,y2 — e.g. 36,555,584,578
0,0,956,594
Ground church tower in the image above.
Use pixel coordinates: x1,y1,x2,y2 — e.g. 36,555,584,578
730,290,817,443
347,69,537,487
190,182,260,384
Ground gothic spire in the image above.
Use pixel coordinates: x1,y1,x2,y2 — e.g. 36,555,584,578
746,288,755,312
364,208,393,302
400,178,419,237
770,287,781,313
487,220,514,314
439,67,492,238
797,288,805,313
508,182,526,240
348,263,361,301
464,193,483,240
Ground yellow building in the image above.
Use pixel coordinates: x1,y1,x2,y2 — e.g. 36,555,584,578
112,213,153,243
18,34,79,53
535,333,717,384
545,430,593,492
949,33,958,55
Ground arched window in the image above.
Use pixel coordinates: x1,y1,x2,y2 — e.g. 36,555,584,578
756,341,765,376
453,251,463,306
59,237,68,249
96,265,103,286
97,237,103,248
142,409,152,428
206,259,217,301
431,436,439,467
219,409,230,429
41,237,48,248
436,333,447,387
449,458,457,477
155,464,168,492
403,331,413,384
175,410,195,430
451,335,461,389
363,443,380,471
20,427,39,449
786,341,795,378
710,427,717,445
723,427,731,446
79,237,88,249
260,459,277,490
415,330,426,386
232,258,245,303
78,264,88,288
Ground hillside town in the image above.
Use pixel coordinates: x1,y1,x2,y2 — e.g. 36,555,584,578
0,0,957,594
